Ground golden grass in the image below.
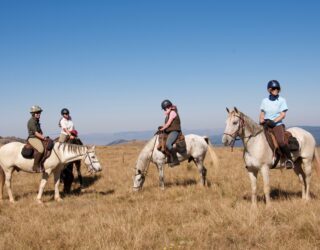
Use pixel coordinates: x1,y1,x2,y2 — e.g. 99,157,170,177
1,144,320,249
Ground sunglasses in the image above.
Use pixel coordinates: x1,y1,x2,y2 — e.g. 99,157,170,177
271,87,280,91
34,112,42,115
63,113,69,115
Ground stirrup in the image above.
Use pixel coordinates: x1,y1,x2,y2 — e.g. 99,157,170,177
285,159,294,169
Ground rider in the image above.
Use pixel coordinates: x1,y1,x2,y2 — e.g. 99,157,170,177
27,105,47,172
159,99,181,167
58,108,75,143
259,80,294,169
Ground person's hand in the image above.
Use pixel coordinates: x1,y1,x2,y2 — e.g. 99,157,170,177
70,135,75,140
158,126,163,131
265,119,276,128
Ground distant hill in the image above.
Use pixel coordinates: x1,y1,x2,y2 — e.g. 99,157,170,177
0,136,26,146
81,128,222,145
210,126,320,146
107,139,137,146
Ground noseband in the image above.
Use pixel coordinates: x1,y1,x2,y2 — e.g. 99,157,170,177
84,151,99,173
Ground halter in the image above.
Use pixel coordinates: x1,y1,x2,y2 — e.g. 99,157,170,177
224,113,263,151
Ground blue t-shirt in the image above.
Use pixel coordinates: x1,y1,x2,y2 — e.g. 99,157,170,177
260,95,288,126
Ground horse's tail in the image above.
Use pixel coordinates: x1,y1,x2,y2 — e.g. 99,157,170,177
0,164,5,199
314,148,320,177
203,136,219,169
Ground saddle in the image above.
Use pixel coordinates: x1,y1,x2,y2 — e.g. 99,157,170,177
157,131,187,157
21,138,54,167
264,127,300,168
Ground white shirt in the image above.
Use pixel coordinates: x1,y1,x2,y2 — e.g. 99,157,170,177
60,117,74,135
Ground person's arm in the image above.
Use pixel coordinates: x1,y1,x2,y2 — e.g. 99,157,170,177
35,131,46,140
160,111,177,130
274,111,286,123
259,111,265,124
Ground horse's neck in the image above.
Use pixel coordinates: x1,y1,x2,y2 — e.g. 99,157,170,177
55,143,86,163
136,136,157,172
241,114,270,153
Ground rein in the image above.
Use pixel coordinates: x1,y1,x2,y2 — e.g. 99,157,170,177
136,134,158,177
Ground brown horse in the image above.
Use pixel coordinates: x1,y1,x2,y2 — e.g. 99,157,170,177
60,137,84,193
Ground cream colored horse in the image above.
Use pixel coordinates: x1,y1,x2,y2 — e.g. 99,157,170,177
0,142,102,203
133,134,219,190
222,108,320,207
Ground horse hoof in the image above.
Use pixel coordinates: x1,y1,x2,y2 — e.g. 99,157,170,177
55,197,63,202
36,199,43,204
9,199,15,204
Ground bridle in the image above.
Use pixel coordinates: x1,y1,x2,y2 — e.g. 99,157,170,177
84,151,100,173
224,113,263,151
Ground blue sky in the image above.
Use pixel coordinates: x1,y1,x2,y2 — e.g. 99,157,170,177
0,0,319,138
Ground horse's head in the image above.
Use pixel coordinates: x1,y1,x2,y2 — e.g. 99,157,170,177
222,107,245,146
84,146,102,173
133,169,145,191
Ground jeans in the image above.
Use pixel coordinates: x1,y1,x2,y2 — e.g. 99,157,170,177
166,131,179,150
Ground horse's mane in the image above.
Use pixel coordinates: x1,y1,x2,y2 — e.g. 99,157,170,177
239,111,262,135
135,135,157,171
230,110,262,135
58,143,85,154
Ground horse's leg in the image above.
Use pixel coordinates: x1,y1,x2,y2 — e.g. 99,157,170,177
261,165,271,207
248,168,258,208
293,159,307,199
194,159,207,186
4,169,15,203
302,158,312,201
53,166,63,202
36,170,51,203
75,161,83,188
157,164,165,190
62,163,74,194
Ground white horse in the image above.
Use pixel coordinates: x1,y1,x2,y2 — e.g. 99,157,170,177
133,134,219,190
222,107,320,207
0,142,102,203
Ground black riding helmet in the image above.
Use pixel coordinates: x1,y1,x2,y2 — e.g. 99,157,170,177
161,99,173,110
61,108,70,115
267,80,281,90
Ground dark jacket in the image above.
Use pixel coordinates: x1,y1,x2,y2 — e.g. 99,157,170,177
165,110,181,133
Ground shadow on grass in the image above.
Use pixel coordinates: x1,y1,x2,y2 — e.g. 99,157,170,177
165,178,211,188
243,187,317,203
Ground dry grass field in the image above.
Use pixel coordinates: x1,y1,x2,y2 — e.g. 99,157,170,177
1,142,320,249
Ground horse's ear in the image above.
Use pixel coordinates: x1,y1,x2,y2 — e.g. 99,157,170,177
91,145,96,151
234,107,239,113
226,107,230,113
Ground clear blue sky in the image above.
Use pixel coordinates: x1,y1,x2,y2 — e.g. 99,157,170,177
0,0,319,137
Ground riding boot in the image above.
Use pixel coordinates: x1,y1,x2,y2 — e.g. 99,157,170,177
32,151,44,173
169,149,180,167
279,145,294,169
